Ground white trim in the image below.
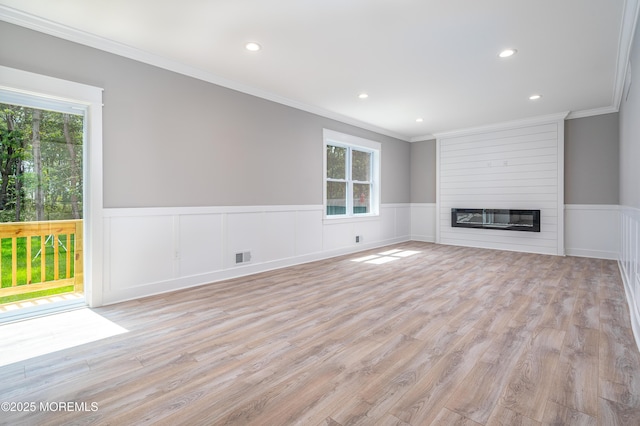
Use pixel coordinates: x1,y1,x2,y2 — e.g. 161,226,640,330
564,204,621,211
102,235,409,305
619,259,640,352
564,204,620,260
0,6,410,143
409,134,436,143
103,204,418,218
103,204,324,217
410,203,437,243
566,106,619,120
613,0,640,109
411,235,436,243
100,203,412,305
323,129,381,220
0,65,104,307
436,115,565,255
323,215,382,225
435,139,442,244
384,203,416,208
566,248,619,260
3,3,638,142
433,112,570,139
557,120,565,256
619,205,640,352
402,105,621,141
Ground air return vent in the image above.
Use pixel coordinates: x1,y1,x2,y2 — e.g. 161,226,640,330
235,251,252,265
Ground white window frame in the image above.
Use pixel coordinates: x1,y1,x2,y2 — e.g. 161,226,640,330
323,129,380,219
0,65,104,308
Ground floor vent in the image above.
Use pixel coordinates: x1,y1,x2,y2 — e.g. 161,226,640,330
235,251,252,264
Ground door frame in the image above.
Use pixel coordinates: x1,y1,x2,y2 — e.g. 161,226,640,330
0,65,104,307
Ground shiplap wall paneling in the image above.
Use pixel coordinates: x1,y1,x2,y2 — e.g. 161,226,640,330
437,120,563,255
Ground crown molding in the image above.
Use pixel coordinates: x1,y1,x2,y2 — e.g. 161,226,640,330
613,0,640,109
0,6,410,142
566,105,619,120
433,111,570,140
2,2,637,144
409,134,436,143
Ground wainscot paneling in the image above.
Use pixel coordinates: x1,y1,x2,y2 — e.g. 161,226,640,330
620,205,640,351
436,114,566,255
564,204,620,260
101,204,410,304
410,203,437,242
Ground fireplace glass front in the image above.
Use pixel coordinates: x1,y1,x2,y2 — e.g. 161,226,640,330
451,208,540,232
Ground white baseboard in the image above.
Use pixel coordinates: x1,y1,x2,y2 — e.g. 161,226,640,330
565,248,618,260
619,261,640,353
100,204,413,306
102,236,409,305
565,204,620,259
410,235,436,243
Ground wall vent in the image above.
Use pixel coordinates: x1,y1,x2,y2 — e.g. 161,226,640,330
235,251,252,264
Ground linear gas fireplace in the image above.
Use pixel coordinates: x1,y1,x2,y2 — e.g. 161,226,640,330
451,208,540,232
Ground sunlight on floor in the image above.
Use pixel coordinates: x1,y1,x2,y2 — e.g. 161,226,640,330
351,249,421,264
0,308,128,367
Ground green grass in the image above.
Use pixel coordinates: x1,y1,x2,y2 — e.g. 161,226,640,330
0,285,75,305
0,235,77,305
0,235,75,288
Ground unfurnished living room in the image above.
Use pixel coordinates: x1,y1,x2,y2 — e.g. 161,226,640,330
0,1,640,425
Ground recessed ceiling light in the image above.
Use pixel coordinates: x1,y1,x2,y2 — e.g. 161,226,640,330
245,42,261,52
529,94,542,100
358,93,369,99
498,48,517,58
416,118,424,123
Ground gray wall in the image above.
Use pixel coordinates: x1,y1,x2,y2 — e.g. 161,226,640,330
620,22,640,209
0,22,410,208
410,139,436,203
565,113,619,205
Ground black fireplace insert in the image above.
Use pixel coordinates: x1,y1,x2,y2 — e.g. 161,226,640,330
451,208,540,232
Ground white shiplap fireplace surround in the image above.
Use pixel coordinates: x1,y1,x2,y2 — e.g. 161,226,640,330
436,113,568,256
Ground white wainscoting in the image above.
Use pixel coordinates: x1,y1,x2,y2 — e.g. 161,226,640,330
436,115,566,255
564,204,620,260
410,203,437,242
101,204,411,304
620,205,640,351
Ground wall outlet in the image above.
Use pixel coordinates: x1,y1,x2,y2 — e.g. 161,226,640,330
355,235,362,243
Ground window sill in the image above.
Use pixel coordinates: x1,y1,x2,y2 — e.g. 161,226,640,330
323,214,380,225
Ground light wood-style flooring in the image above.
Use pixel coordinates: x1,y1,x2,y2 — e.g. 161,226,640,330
1,242,639,425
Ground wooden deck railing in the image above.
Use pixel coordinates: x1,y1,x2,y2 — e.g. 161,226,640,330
0,219,83,298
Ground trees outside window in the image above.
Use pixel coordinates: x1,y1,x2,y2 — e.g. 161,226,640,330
0,103,83,223
324,130,380,218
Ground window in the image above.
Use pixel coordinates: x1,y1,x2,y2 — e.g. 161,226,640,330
323,129,380,218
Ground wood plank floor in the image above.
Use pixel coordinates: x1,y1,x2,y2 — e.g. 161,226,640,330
1,242,639,425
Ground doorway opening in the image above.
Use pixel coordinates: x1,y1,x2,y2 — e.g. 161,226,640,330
0,94,86,322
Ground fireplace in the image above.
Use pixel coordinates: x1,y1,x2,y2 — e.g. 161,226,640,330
451,208,540,232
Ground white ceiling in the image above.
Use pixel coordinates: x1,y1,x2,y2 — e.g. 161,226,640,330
0,0,637,141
